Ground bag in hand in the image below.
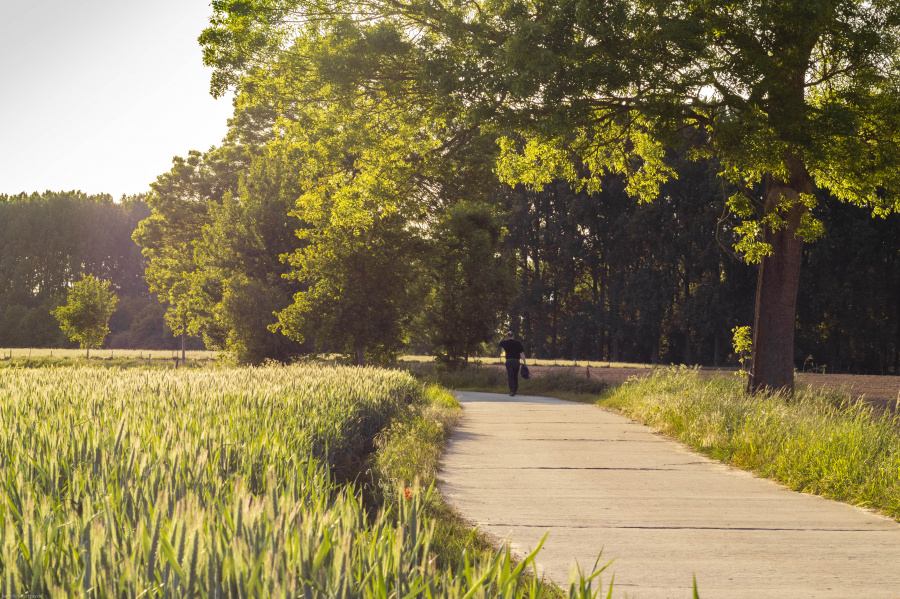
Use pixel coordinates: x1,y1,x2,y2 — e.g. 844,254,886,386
520,364,530,379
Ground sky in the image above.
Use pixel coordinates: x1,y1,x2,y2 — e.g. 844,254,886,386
0,0,234,199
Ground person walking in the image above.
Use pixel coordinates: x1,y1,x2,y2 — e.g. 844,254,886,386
499,331,526,396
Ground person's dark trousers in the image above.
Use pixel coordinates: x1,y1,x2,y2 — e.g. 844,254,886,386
505,360,520,395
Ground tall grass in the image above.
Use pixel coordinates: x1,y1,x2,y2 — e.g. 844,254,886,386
0,364,612,597
597,368,900,519
374,384,461,494
371,385,496,575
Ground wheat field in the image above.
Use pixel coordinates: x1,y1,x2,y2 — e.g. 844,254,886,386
0,364,577,597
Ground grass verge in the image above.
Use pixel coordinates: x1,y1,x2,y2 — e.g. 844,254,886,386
370,385,493,568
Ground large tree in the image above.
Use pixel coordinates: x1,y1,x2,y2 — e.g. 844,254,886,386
274,208,424,366
202,6,512,365
203,0,900,392
258,84,432,365
132,105,298,362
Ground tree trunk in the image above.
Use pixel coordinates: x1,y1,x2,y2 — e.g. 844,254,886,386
551,285,558,357
354,341,366,366
683,259,691,365
748,167,812,394
181,333,186,363
713,333,721,367
86,347,90,360
831,329,840,373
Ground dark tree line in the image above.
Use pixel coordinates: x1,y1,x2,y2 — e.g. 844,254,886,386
796,201,900,375
0,192,195,350
501,165,900,374
501,160,754,366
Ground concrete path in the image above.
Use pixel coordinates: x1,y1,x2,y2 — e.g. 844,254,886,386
439,392,900,598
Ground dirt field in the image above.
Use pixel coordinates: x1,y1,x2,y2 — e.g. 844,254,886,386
797,372,900,412
518,364,900,413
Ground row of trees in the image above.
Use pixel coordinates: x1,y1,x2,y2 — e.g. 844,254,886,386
2,161,897,374
5,170,895,372
0,192,195,350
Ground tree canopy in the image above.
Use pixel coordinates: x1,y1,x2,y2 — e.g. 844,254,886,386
201,0,900,390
